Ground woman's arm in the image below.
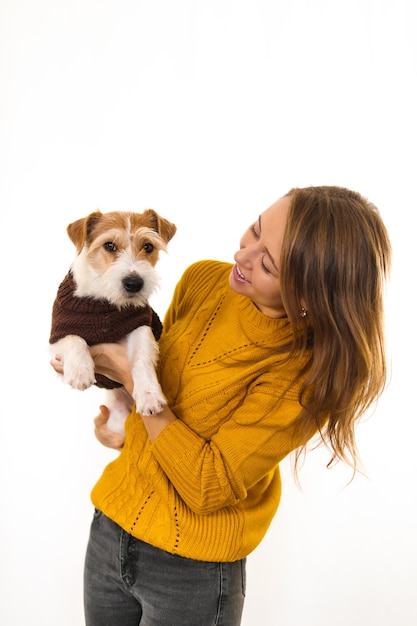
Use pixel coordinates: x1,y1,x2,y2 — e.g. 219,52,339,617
52,345,307,514
148,390,305,515
94,405,125,450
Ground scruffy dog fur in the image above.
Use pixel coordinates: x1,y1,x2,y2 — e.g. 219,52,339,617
50,209,176,434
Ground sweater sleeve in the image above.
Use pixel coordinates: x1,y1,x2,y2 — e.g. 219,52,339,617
150,382,308,515
162,260,228,335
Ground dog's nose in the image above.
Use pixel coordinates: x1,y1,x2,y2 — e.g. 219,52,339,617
122,274,144,293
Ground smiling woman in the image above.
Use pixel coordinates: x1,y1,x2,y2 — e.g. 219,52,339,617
3,1,415,624
75,184,393,626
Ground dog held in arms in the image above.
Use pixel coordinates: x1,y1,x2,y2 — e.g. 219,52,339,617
50,209,176,434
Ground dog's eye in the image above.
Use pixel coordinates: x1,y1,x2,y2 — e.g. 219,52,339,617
103,242,117,252
143,243,154,254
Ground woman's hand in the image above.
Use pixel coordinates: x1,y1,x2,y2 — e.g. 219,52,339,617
50,354,64,374
89,343,134,395
50,342,133,393
94,405,125,450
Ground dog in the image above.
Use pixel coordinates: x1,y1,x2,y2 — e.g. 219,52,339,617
50,208,176,434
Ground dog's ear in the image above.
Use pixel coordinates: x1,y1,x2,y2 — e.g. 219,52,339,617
67,211,103,253
143,209,177,244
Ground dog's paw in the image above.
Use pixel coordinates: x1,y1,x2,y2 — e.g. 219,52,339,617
63,361,96,390
134,388,166,416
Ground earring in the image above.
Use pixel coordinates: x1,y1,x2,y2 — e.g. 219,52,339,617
300,307,307,318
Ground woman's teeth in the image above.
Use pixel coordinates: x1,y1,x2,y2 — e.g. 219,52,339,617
236,265,246,280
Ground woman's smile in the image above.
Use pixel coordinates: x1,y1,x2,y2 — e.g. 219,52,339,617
232,264,249,283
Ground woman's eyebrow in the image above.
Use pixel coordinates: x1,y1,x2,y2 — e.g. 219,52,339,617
259,215,279,271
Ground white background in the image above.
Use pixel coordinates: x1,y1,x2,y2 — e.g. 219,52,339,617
1,1,416,625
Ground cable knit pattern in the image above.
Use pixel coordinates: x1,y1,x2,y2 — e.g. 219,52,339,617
50,271,162,389
91,261,313,561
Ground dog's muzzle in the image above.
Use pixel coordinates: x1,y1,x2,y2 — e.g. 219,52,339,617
122,274,144,294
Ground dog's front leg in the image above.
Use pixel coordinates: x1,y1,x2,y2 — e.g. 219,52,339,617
127,326,166,416
51,335,96,390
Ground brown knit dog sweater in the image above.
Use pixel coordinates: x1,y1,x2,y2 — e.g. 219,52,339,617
50,272,163,389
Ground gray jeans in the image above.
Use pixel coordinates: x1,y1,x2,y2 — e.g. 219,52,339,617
84,509,246,626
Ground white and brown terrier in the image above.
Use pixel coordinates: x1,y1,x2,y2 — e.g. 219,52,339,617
50,209,176,433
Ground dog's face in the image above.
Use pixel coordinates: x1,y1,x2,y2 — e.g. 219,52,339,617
68,209,176,309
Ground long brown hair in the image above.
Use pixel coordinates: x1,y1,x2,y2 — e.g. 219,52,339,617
280,186,391,471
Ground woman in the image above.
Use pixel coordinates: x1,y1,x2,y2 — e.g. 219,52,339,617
56,186,391,625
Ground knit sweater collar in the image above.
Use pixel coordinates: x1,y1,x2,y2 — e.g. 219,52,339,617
229,285,294,349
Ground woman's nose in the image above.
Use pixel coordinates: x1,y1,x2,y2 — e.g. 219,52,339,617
235,244,254,269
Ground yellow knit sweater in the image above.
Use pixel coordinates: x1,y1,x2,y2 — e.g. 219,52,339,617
91,261,312,562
